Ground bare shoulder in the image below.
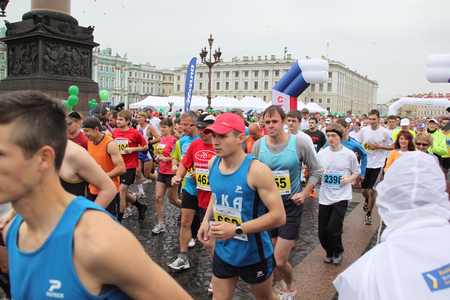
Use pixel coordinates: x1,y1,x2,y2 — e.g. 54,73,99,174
247,159,273,188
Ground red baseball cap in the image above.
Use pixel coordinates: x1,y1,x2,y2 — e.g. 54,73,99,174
205,113,245,135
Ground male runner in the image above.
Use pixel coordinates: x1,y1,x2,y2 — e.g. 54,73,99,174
357,109,392,225
304,117,327,152
0,91,192,300
66,111,88,149
82,117,126,216
136,112,159,188
198,112,286,300
317,123,359,265
112,110,148,222
169,113,216,270
252,105,322,299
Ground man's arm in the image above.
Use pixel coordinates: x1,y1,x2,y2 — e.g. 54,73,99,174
147,125,160,145
75,211,193,300
106,141,126,178
72,144,116,208
295,134,323,199
351,139,367,177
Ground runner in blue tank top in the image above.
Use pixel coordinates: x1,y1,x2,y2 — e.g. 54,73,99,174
198,113,286,300
252,105,322,299
0,91,192,300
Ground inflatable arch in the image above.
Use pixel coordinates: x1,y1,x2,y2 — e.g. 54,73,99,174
388,97,450,116
426,54,450,83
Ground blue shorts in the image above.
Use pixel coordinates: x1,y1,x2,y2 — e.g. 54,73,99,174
212,254,275,284
138,151,151,162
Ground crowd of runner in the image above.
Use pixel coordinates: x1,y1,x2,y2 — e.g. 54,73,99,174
0,91,448,300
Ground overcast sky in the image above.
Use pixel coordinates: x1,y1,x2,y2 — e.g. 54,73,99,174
6,0,450,103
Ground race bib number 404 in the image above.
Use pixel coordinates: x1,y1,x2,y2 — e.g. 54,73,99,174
272,170,291,195
115,138,129,155
195,168,210,191
213,205,248,241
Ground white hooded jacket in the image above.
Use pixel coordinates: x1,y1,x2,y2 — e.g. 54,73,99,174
333,151,450,300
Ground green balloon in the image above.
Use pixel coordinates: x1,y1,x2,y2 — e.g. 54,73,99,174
64,100,73,112
67,95,79,107
88,99,97,109
99,90,109,102
68,85,79,96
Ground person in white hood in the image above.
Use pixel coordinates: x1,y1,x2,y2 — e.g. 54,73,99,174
333,151,450,300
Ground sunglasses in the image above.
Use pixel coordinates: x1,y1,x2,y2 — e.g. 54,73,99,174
416,143,429,147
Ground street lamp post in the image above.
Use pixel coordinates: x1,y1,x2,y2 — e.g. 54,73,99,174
199,34,222,110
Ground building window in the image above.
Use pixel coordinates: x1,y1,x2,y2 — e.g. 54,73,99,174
274,70,280,76
254,70,259,77
235,81,239,90
177,75,180,80
327,98,331,103
216,82,220,90
327,83,332,92
199,82,203,90
225,82,229,90
319,98,322,103
177,84,180,91
311,84,315,92
263,96,267,101
234,71,239,77
319,83,323,92
244,71,249,77
264,70,269,77
328,72,332,79
264,81,269,90
216,72,220,79
225,71,230,78
199,72,203,78
254,81,258,90
244,81,248,90
310,98,314,102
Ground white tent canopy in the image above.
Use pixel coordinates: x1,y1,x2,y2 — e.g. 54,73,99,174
305,102,327,113
388,97,450,115
129,96,171,110
240,96,271,112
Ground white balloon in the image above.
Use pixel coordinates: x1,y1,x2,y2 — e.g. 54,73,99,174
426,68,450,83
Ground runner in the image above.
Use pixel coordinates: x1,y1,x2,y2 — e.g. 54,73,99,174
136,112,159,193
66,111,88,149
152,118,179,234
317,123,359,265
198,112,286,300
112,110,148,222
357,109,392,225
304,117,327,153
169,113,216,271
252,105,322,299
82,116,126,216
391,118,416,142
384,130,415,172
0,91,192,300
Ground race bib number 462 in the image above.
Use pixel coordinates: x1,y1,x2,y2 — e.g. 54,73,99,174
195,168,210,191
272,170,291,195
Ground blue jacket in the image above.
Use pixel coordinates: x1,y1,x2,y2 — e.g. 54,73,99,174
342,137,368,177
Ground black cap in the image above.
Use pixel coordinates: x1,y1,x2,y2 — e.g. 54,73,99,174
196,113,215,128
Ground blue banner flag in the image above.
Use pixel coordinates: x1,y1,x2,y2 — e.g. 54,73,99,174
184,57,197,112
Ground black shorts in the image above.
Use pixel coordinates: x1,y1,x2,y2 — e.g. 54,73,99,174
120,168,136,186
361,168,381,189
86,192,119,216
441,157,450,171
270,201,303,241
213,254,275,284
157,173,174,186
181,189,198,210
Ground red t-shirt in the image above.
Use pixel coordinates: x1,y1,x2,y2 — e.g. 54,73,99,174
156,135,177,174
181,139,216,209
72,131,88,149
112,128,147,169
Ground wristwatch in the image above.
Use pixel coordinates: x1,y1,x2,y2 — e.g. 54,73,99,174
235,225,243,235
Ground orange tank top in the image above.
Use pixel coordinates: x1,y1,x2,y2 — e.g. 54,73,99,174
87,134,120,194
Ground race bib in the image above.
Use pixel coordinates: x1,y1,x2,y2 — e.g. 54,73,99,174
323,171,344,189
195,168,210,191
115,138,129,155
213,205,247,241
272,170,291,195
157,143,166,155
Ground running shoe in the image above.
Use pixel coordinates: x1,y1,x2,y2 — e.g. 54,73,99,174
123,206,135,219
207,280,213,294
332,253,343,265
151,223,166,235
279,288,297,300
168,255,191,271
188,238,196,248
323,256,333,264
364,214,372,225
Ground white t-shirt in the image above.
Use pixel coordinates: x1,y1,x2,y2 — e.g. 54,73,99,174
318,146,359,205
357,126,391,168
349,130,361,142
300,118,309,131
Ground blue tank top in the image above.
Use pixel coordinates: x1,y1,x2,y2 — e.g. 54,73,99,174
6,197,130,300
258,135,301,203
179,135,198,195
209,155,273,267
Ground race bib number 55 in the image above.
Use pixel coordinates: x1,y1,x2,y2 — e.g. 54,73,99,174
272,170,291,195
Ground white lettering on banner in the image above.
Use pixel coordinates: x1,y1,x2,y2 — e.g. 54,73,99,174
272,89,290,112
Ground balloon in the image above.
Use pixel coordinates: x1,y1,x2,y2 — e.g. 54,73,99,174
68,85,79,96
67,95,79,107
99,90,109,102
88,99,97,110
64,100,73,112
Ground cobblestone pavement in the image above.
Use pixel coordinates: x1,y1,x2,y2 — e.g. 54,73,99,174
124,183,362,300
